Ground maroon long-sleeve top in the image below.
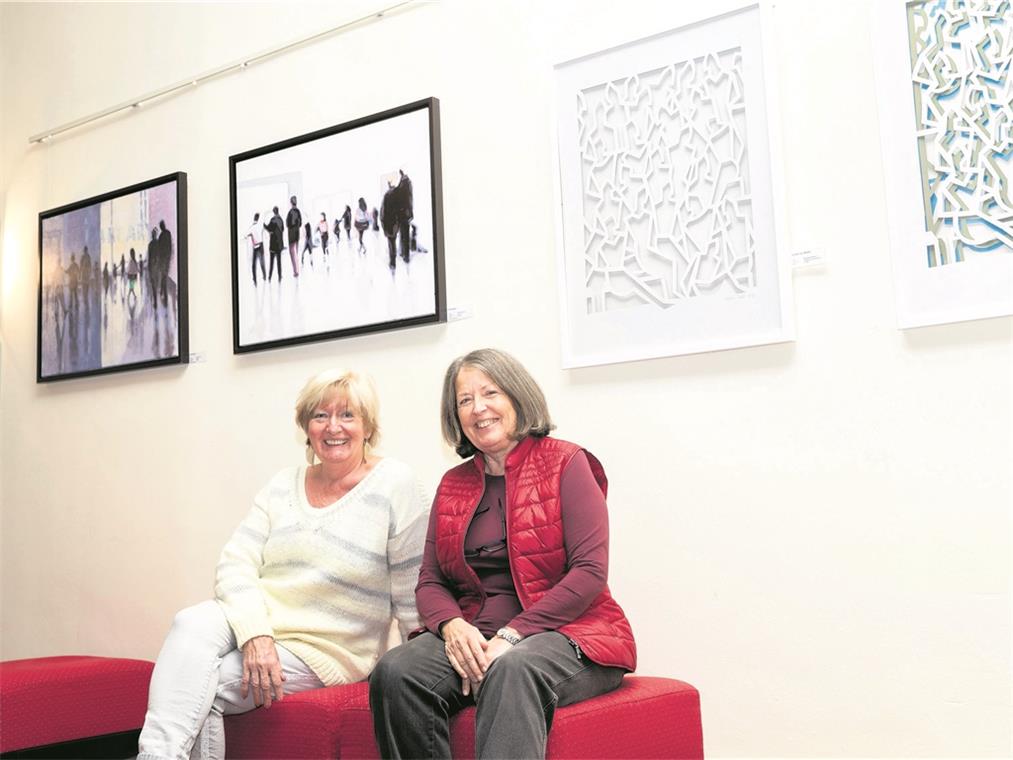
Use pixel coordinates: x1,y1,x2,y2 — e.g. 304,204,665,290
415,451,609,639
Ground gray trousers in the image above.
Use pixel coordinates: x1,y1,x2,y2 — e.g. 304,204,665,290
369,631,624,759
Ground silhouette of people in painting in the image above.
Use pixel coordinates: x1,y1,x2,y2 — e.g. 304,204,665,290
286,196,302,277
126,246,140,329
302,221,314,267
80,246,93,308
354,197,370,254
265,206,285,281
65,253,81,311
156,219,173,305
247,212,267,285
341,204,352,246
394,170,413,264
380,180,399,270
318,213,330,257
147,228,159,301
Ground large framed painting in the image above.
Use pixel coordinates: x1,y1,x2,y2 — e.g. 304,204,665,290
553,4,794,368
229,98,446,354
37,172,188,382
874,0,1013,329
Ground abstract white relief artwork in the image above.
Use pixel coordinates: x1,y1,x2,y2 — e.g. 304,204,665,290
554,4,793,367
909,1,1012,268
580,48,757,311
874,0,1013,328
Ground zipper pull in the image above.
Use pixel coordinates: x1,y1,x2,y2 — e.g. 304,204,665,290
567,637,583,661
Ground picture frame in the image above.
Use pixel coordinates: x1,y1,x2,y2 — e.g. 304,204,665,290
552,4,794,368
37,172,189,383
873,0,1012,329
229,98,446,354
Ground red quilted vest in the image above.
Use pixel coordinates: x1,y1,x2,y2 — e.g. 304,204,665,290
434,436,637,671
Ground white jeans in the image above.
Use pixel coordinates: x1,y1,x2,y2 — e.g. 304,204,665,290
137,600,324,760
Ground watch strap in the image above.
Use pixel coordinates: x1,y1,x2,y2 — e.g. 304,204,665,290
495,627,522,645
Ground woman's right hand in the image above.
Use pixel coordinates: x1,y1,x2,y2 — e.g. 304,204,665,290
440,617,489,695
241,635,286,708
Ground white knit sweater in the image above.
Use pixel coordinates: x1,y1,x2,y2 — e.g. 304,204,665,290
214,458,429,686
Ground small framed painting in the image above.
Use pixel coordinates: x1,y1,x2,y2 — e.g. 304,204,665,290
229,98,446,354
37,172,188,382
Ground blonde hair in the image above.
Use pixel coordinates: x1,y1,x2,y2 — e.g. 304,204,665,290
440,348,554,458
294,369,381,464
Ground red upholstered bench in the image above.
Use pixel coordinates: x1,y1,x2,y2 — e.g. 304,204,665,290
225,675,703,759
0,656,154,757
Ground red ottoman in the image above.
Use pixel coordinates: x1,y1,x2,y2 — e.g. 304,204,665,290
0,656,154,755
225,676,703,759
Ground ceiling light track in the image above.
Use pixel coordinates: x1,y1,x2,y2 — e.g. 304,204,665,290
28,0,421,145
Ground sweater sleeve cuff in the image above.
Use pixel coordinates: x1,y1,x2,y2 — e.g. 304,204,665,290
423,603,464,637
225,616,274,649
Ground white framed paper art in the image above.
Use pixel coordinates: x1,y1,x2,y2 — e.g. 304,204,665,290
874,0,1013,329
552,3,793,368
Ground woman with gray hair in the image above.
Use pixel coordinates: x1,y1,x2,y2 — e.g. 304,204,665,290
369,348,636,759
138,369,429,760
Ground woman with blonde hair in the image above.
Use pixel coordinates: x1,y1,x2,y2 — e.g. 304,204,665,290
138,369,429,760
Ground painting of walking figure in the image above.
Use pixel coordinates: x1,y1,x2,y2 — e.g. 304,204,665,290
229,98,445,354
37,173,188,382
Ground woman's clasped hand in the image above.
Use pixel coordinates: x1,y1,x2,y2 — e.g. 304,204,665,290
440,616,519,695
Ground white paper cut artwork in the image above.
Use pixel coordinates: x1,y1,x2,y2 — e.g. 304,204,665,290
875,0,1013,329
553,4,793,367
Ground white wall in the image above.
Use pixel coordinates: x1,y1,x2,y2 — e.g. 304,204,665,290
1,1,1010,757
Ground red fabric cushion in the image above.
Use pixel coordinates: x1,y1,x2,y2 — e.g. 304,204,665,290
225,683,365,759
225,676,702,759
0,656,154,753
444,677,703,760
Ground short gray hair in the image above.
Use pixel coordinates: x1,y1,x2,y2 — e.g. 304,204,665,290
294,369,380,463
440,348,554,458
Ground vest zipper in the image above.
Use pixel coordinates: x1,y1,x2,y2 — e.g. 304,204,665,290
567,637,583,661
502,469,525,610
463,476,488,618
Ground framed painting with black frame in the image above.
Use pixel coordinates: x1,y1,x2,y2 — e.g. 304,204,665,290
37,172,189,383
229,97,446,354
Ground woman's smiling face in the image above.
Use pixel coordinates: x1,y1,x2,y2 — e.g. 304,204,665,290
454,366,518,459
306,390,367,466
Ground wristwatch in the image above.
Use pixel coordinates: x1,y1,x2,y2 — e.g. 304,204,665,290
495,627,522,646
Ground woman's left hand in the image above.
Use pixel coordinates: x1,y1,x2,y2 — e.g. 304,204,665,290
469,632,519,697
483,635,515,666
